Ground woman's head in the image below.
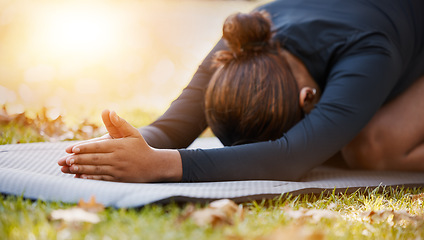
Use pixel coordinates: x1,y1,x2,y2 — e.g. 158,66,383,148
205,11,305,146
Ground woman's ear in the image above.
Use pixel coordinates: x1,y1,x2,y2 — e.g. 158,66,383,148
299,87,318,114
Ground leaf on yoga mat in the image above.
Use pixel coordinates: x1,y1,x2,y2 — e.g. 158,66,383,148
78,196,105,213
179,199,243,227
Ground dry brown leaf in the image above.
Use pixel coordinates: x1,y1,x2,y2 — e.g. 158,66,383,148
191,207,230,227
1,105,104,142
0,108,28,125
177,203,196,225
49,208,100,224
411,193,424,202
78,196,105,213
182,199,242,227
49,196,104,224
326,202,337,210
361,209,423,226
0,108,12,123
284,207,339,223
260,224,325,240
210,199,240,217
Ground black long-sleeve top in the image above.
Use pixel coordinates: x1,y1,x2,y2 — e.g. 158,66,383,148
141,0,424,182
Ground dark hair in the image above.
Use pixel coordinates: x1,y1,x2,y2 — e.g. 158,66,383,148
205,11,303,146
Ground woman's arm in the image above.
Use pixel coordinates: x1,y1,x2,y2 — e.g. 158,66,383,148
179,41,403,181
140,39,228,149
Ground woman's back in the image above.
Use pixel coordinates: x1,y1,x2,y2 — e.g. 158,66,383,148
260,0,424,97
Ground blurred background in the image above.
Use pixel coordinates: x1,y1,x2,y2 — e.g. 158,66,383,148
0,0,268,127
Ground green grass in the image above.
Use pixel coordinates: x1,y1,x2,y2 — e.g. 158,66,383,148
0,122,45,145
1,112,424,240
1,188,424,240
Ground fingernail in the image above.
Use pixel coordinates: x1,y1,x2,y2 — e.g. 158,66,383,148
73,147,80,153
72,166,79,172
58,156,67,165
110,110,118,121
66,157,75,166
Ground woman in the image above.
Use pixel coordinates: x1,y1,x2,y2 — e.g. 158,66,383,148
58,0,424,182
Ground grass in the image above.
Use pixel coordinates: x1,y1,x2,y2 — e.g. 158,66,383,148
0,122,45,145
1,111,424,240
1,188,424,240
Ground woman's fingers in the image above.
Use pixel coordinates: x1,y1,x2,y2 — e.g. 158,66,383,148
65,134,112,154
60,165,71,173
66,144,78,154
109,110,140,138
68,164,114,176
58,155,68,166
79,174,115,181
70,139,117,154
102,109,121,138
65,152,112,166
70,171,114,181
101,109,140,139
66,165,116,181
60,155,117,182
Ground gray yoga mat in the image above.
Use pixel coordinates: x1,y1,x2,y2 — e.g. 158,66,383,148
1,138,424,208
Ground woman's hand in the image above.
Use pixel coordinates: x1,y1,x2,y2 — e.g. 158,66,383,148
61,108,135,152
57,110,182,182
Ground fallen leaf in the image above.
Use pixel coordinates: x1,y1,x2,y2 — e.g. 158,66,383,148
411,193,424,203
260,224,325,240
177,203,196,223
78,196,105,213
210,199,240,217
361,209,423,226
50,208,100,224
0,107,12,123
1,105,104,142
48,196,104,225
284,207,339,223
326,202,337,210
181,199,242,227
191,207,230,227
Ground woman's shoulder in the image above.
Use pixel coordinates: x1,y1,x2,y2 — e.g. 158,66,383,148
256,0,422,55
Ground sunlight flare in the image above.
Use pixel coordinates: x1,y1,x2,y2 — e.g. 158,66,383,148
32,3,123,59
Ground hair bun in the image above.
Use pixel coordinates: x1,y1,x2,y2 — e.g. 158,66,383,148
222,10,272,55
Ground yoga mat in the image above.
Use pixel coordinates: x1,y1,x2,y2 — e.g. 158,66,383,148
1,138,424,208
